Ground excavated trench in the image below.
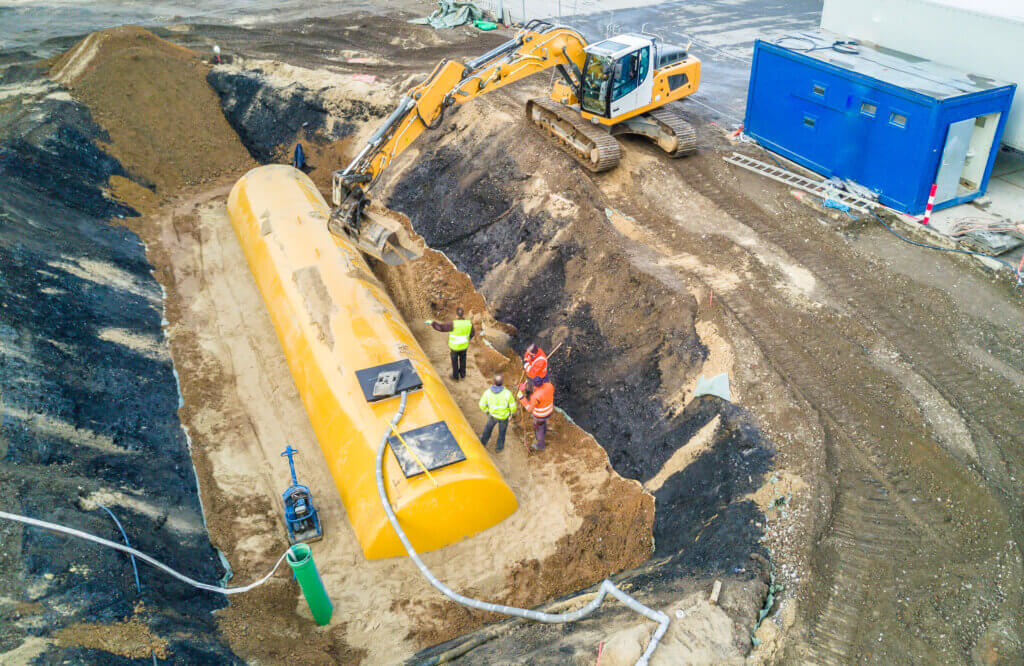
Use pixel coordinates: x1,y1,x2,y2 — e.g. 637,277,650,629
208,54,777,653
2,18,781,664
205,46,777,574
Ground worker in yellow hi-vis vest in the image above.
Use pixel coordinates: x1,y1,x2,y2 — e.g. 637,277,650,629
427,306,474,380
478,374,517,451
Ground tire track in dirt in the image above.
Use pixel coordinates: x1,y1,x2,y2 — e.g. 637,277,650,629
670,153,1022,663
694,156,1024,497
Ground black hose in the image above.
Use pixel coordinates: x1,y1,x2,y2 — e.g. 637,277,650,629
871,212,1023,286
417,101,447,131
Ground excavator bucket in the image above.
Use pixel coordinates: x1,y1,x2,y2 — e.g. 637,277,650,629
329,180,422,265
349,205,422,266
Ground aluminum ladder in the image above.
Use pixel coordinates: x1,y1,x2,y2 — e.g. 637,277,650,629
723,152,878,214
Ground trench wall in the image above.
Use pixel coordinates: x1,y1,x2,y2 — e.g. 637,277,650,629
0,61,236,663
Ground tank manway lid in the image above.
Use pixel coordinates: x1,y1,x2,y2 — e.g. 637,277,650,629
387,421,466,478
356,359,423,402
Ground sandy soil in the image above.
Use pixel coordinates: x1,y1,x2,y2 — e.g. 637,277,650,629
125,184,652,662
49,26,252,192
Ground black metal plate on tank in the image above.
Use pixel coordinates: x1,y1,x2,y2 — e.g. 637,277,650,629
355,359,422,402
387,421,466,478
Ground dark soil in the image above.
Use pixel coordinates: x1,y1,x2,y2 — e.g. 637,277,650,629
0,65,236,662
207,68,354,163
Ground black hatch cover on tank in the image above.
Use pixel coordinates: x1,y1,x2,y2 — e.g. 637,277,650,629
355,359,422,402
387,421,466,478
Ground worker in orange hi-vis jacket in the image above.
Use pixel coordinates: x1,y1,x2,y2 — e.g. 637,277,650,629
523,343,548,381
518,376,554,451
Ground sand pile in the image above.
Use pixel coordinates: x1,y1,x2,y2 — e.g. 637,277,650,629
49,26,252,192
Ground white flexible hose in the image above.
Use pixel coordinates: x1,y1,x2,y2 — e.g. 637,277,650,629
2,391,671,663
0,510,289,595
376,392,670,666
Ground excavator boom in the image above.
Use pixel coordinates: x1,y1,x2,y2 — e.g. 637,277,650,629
329,20,701,264
331,20,588,263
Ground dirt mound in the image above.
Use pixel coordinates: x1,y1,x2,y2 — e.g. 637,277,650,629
49,26,252,192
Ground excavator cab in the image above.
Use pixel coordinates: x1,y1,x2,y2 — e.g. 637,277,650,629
579,36,655,119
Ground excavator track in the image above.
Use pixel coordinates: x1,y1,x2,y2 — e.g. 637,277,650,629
526,97,621,172
645,106,697,157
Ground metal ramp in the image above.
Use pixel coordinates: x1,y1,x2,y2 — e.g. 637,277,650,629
723,152,878,214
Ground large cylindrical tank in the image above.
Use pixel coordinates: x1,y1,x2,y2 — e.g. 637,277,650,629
227,165,517,559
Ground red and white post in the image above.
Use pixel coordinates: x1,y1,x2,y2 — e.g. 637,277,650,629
920,183,937,225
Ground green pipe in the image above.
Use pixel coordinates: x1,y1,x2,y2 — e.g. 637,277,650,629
286,543,333,625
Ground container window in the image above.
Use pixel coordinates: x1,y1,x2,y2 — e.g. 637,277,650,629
803,115,816,129
890,112,907,128
860,101,877,117
812,83,826,97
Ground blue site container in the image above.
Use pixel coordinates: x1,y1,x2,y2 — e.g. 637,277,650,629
744,32,1016,214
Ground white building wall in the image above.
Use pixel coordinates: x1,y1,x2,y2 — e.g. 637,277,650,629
475,0,665,25
821,0,1024,150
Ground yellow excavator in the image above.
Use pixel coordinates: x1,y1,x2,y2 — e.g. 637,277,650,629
330,20,702,264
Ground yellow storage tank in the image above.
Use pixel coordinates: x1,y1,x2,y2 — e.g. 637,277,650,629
227,165,517,559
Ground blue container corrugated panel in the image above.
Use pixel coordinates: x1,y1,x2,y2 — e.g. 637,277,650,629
744,40,1015,214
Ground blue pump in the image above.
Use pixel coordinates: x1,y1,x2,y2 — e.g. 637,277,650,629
280,446,323,544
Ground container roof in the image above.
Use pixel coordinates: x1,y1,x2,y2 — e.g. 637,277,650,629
770,30,1014,100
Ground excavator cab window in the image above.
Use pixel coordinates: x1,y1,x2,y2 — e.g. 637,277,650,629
611,47,649,102
581,45,651,116
580,53,613,116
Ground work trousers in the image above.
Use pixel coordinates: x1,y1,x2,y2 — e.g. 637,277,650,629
449,349,467,379
532,416,548,450
480,416,509,451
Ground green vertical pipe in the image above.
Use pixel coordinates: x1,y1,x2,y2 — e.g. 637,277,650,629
286,543,333,625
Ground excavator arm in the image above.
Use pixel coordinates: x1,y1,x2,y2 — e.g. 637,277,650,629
330,20,588,264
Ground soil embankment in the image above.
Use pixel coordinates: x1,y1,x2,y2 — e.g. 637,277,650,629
0,41,233,664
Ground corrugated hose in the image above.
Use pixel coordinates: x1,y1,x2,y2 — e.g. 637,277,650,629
376,391,670,666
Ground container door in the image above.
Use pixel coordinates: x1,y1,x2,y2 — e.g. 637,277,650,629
934,118,975,204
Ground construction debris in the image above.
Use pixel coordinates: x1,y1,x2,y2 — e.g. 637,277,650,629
409,1,485,29
710,580,723,604
694,373,730,402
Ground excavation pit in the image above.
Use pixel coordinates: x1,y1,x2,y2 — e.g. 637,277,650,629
1,18,780,664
